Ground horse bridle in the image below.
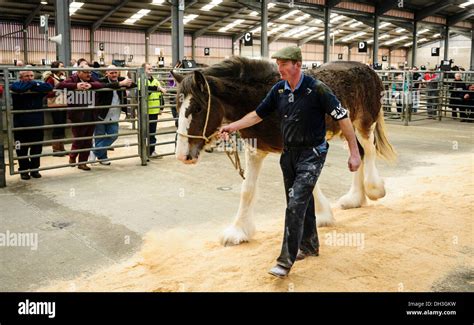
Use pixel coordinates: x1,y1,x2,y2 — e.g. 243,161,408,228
175,74,245,180
176,75,217,143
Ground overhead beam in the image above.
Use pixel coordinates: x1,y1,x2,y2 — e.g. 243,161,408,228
236,0,260,12
415,0,454,22
92,0,130,31
326,0,343,8
25,3,44,27
234,10,293,41
147,0,198,35
447,9,474,27
193,7,246,38
375,1,399,16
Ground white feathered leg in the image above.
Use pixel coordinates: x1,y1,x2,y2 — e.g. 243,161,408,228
337,146,367,209
314,183,335,227
360,124,386,200
220,147,267,246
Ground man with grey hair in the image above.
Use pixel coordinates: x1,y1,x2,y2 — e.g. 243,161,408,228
91,65,136,164
449,72,466,119
10,68,53,179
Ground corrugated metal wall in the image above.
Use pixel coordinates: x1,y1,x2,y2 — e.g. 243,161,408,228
0,21,25,64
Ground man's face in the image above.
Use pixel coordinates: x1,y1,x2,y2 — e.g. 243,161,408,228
455,74,462,81
145,64,153,76
78,66,91,81
276,59,300,80
106,70,119,81
469,85,474,91
19,71,34,82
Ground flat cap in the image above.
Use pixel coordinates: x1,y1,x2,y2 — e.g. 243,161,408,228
271,46,302,62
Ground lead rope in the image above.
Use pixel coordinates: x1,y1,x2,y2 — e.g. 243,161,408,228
176,75,245,179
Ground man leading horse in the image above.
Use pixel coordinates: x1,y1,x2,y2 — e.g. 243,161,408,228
218,46,361,278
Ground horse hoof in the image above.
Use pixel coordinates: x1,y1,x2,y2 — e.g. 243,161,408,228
337,192,366,210
220,224,254,246
364,181,386,200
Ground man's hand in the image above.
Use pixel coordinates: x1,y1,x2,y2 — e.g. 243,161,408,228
159,87,167,94
76,82,89,90
348,154,361,172
218,123,237,140
119,78,132,87
464,94,470,100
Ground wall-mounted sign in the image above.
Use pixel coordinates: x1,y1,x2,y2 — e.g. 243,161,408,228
204,47,210,56
243,32,253,46
358,41,367,53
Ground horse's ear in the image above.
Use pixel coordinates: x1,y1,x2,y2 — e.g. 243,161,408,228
193,70,207,92
171,71,184,84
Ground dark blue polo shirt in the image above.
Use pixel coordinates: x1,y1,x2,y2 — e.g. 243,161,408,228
255,73,348,148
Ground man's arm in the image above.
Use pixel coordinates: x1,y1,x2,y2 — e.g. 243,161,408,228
338,118,361,172
218,111,262,139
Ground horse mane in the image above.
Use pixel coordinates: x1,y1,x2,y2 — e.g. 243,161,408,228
202,56,280,85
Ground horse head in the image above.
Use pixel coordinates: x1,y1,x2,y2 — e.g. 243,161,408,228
171,70,225,164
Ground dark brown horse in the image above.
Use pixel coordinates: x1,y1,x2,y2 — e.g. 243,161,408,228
172,57,396,246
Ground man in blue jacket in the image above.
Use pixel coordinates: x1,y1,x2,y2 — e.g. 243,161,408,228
219,47,361,278
10,69,53,180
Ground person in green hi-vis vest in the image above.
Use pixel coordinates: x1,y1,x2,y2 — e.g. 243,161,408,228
140,62,168,158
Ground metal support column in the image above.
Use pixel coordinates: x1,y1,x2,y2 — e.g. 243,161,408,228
261,0,269,58
443,25,449,60
388,49,392,69
89,28,94,63
0,69,6,188
192,35,196,60
373,15,380,66
55,0,71,65
411,21,417,67
138,67,148,166
145,33,150,63
23,26,28,64
347,45,351,61
171,0,184,65
323,7,330,63
471,29,474,70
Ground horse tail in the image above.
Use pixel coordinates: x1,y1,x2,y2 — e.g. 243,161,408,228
374,110,397,162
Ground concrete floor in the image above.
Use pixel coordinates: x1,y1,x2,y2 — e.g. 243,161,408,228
0,118,472,291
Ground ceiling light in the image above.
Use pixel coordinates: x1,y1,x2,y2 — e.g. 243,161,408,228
123,9,150,24
432,33,441,38
268,24,289,36
295,13,310,22
201,0,223,11
417,28,430,35
69,1,84,16
459,0,474,8
184,14,199,24
395,28,406,33
40,1,48,4
151,0,165,5
379,22,391,28
249,11,259,16
218,19,244,32
342,31,366,42
403,41,412,47
280,10,300,20
349,21,363,28
268,3,276,9
384,35,408,45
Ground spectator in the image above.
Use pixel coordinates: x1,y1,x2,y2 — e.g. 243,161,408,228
423,70,440,118
56,63,104,170
43,61,67,156
10,69,53,180
140,62,167,158
168,60,181,128
391,73,407,117
92,61,103,80
16,60,24,67
411,66,423,113
91,65,136,165
449,73,467,119
460,84,474,122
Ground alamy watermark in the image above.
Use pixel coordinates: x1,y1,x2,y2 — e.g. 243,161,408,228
214,134,257,154
0,230,38,250
53,89,96,106
324,230,365,250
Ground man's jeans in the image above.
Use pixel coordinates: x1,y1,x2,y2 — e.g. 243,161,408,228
276,141,328,269
94,122,119,159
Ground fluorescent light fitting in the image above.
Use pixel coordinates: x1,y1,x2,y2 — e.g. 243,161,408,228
151,0,165,4
379,22,391,28
249,11,259,16
459,0,474,8
184,14,199,24
201,0,222,11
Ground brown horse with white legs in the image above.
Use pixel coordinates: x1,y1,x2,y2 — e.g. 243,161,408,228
171,57,396,246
